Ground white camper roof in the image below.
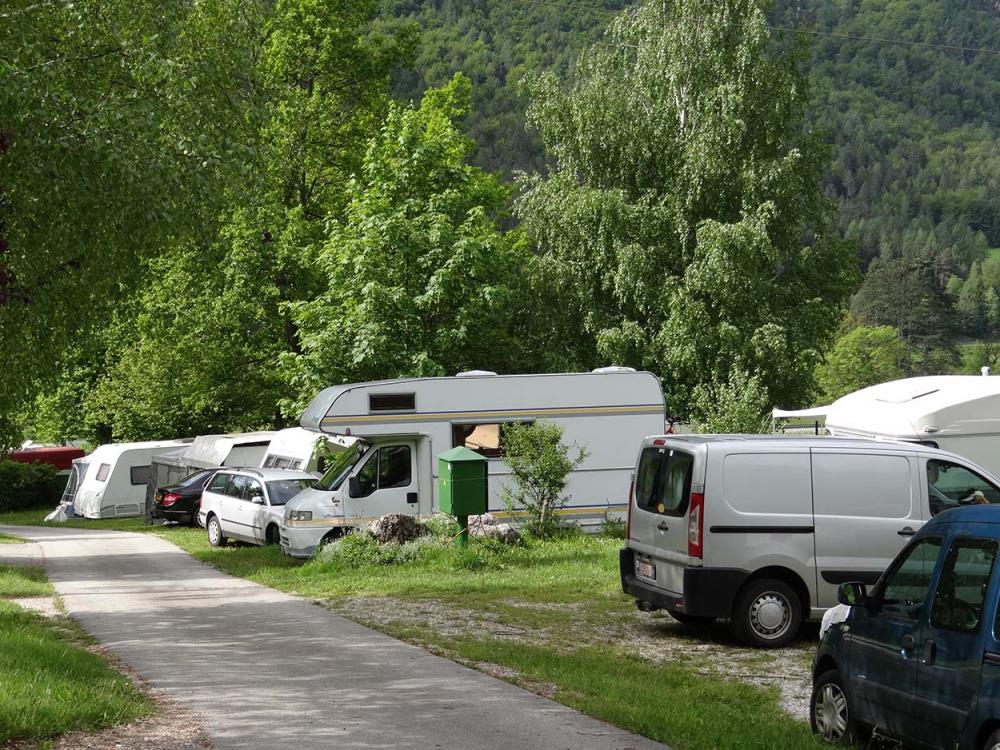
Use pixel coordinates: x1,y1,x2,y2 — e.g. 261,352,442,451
823,375,1000,439
180,432,274,469
77,439,190,466
299,370,665,435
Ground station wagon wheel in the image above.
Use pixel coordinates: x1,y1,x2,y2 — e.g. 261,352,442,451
732,578,802,648
810,669,857,745
207,515,227,548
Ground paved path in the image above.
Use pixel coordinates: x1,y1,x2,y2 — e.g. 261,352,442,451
1,525,666,750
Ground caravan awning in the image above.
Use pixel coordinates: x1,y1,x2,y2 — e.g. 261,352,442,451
772,406,830,420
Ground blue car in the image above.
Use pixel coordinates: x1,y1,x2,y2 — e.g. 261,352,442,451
812,505,1000,749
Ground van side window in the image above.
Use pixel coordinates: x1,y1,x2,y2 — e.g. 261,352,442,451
927,460,1000,516
634,447,692,517
881,538,942,619
931,538,997,633
354,446,412,497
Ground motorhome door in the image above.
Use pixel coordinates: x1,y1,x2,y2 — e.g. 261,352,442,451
342,442,419,522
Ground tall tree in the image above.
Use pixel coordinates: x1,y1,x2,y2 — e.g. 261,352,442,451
516,0,856,418
284,75,530,415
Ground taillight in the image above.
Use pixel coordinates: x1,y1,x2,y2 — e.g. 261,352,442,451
688,491,705,558
162,492,181,507
626,480,634,540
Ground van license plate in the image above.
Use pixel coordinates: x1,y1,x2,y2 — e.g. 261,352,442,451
635,558,655,580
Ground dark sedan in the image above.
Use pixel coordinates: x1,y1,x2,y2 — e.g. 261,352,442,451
151,469,218,526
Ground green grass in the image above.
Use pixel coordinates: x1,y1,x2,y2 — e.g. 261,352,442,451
0,531,23,543
0,564,54,598
0,599,152,743
0,507,821,749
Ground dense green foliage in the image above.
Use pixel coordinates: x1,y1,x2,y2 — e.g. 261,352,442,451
816,325,910,402
517,0,855,417
0,460,64,513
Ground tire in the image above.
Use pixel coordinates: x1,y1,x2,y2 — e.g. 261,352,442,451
667,609,716,626
984,729,1000,750
810,669,862,745
207,515,228,548
265,524,279,546
190,509,201,528
732,578,802,648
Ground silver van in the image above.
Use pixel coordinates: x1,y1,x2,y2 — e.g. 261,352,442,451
620,435,1000,647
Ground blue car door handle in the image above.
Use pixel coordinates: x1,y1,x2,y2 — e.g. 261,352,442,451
921,639,937,665
901,633,917,657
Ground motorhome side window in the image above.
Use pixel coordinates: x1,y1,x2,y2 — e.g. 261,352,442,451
927,460,1000,516
452,422,531,458
369,393,415,412
634,448,693,517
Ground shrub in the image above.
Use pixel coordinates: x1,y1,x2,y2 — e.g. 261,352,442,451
313,530,437,568
0,460,64,513
599,513,626,539
502,421,587,538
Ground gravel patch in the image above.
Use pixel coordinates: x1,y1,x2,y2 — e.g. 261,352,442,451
325,595,815,723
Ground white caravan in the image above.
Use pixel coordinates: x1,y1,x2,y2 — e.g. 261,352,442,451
61,440,189,518
774,375,1000,476
260,427,353,475
280,368,665,557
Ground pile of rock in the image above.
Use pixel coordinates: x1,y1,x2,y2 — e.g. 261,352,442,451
468,513,521,544
369,513,422,545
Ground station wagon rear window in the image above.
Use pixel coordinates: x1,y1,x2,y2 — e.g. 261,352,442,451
369,393,415,412
635,447,693,517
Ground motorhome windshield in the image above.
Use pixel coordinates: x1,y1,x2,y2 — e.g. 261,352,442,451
314,440,370,491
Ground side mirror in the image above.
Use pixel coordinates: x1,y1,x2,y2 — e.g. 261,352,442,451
250,494,265,505
348,475,361,498
837,582,868,607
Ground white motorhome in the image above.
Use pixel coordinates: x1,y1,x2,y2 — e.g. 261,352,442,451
60,440,189,518
775,375,1000,476
260,427,352,475
279,369,665,557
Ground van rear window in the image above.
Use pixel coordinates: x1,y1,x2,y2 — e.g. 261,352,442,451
635,447,693,517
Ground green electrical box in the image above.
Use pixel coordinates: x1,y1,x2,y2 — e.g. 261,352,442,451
438,446,488,517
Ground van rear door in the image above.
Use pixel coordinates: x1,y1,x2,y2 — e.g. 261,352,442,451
628,443,701,598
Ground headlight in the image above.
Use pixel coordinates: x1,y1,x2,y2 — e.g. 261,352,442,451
286,510,312,521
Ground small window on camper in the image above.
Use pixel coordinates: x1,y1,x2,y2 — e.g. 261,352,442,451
130,465,152,486
95,463,111,482
369,393,416,412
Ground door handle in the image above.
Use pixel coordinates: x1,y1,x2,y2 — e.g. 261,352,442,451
901,633,917,657
657,522,669,531
921,639,937,665
897,527,915,537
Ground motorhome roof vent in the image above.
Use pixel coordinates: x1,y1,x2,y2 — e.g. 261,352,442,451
455,370,497,377
591,366,636,374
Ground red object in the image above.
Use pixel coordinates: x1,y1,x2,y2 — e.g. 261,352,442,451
688,491,705,559
8,447,84,471
161,492,182,507
652,438,666,446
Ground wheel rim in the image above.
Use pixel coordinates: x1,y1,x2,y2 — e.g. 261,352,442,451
208,519,219,544
813,682,849,741
749,591,792,640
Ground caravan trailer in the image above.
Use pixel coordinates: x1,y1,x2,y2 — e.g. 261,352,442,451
279,369,665,558
62,440,189,518
775,375,1000,477
260,427,352,475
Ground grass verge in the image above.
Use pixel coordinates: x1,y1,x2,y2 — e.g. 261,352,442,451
0,507,821,749
0,531,23,544
0,592,152,744
0,563,54,598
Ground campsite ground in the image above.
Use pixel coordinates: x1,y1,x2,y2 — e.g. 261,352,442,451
0,509,823,750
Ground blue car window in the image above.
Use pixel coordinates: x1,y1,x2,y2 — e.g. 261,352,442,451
931,538,997,634
882,538,943,619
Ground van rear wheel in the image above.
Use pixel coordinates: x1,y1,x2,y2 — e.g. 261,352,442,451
732,578,801,648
